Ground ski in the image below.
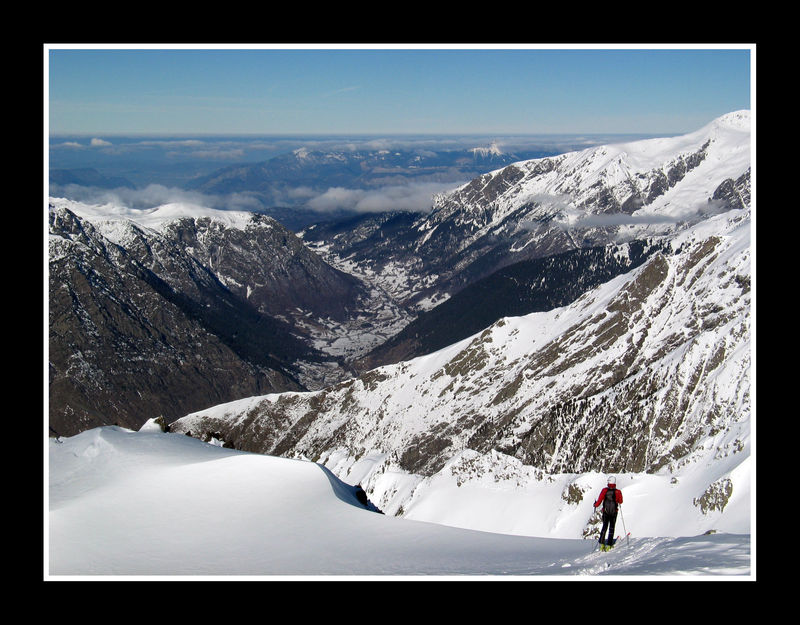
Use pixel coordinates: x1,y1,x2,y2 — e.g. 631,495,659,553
596,534,630,552
593,533,631,553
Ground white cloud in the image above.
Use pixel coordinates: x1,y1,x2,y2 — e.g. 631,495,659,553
90,138,113,147
166,148,246,160
307,181,463,214
544,200,733,230
49,183,264,214
287,186,321,200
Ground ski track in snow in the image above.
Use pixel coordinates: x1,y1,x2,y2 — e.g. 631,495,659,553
570,534,750,576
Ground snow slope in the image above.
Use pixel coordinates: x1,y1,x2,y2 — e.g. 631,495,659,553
47,425,751,578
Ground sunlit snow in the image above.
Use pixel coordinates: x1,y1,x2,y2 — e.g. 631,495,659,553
47,425,751,578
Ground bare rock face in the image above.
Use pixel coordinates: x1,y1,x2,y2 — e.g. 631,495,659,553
159,214,364,323
48,206,328,436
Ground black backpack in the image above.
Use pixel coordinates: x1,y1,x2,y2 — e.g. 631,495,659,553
603,487,618,515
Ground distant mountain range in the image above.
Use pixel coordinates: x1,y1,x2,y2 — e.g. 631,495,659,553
185,143,560,198
49,141,569,231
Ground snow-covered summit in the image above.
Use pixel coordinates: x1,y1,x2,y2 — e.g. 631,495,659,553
469,140,504,158
49,197,264,238
696,109,750,134
429,110,751,238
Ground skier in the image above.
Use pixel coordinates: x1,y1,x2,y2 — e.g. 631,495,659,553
593,475,623,551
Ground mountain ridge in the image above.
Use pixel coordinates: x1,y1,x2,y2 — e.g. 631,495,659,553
169,204,750,530
301,111,751,316
48,202,334,435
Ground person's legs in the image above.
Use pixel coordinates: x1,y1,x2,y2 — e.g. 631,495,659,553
607,513,618,546
599,513,610,545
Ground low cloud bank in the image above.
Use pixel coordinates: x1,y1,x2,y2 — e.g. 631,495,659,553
48,183,265,214
517,193,735,231
49,179,462,217
307,181,463,214
556,202,732,229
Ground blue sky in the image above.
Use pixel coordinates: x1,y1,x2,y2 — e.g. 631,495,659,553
47,45,752,136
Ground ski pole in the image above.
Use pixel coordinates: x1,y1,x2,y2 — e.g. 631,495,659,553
620,506,629,547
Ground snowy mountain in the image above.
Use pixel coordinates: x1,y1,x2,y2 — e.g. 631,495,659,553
47,111,753,577
302,111,751,313
48,424,750,576
469,140,504,159
170,202,751,539
49,111,751,443
48,200,361,434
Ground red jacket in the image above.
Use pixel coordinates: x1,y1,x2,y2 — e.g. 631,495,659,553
594,487,623,508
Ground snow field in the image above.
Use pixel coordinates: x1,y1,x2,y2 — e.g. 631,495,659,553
47,425,751,578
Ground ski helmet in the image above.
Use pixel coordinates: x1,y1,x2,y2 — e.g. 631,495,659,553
607,475,616,485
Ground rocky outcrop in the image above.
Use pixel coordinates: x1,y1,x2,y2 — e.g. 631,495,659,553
160,214,364,323
49,206,313,436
